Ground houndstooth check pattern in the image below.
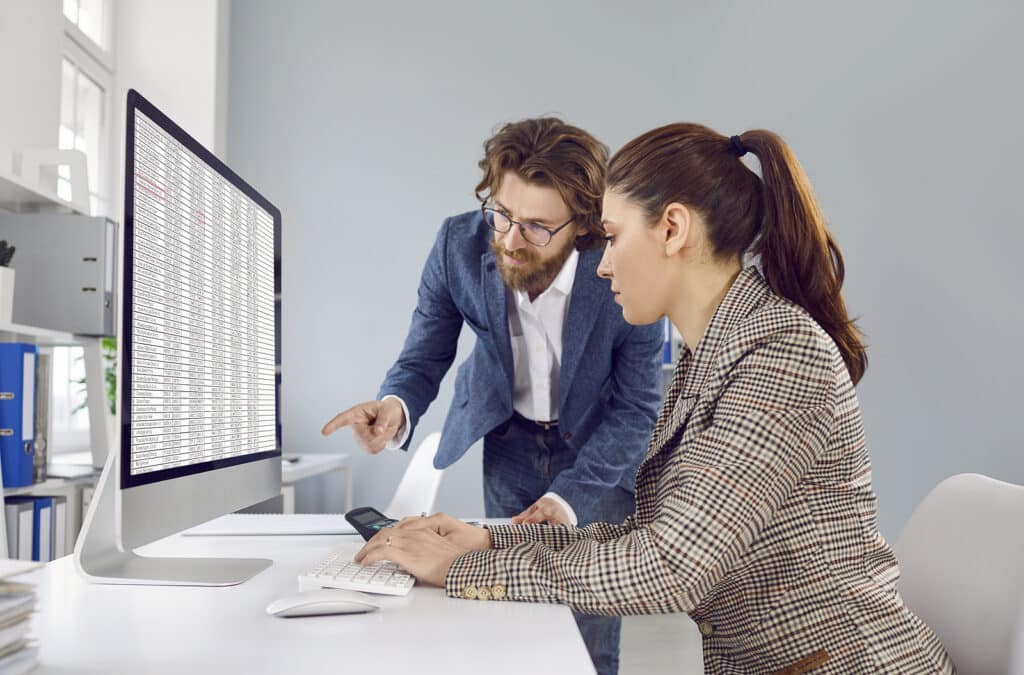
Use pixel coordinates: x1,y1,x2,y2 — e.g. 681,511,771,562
446,268,953,674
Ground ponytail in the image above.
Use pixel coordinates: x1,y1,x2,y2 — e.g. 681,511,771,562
608,123,868,385
738,130,867,384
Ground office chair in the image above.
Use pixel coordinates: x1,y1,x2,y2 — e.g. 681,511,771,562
894,473,1024,675
384,432,444,518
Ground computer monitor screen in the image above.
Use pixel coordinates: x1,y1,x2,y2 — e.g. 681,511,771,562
122,94,279,488
74,89,281,586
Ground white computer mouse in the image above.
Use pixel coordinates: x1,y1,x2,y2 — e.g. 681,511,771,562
265,589,381,617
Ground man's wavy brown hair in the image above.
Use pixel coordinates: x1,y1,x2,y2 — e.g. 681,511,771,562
475,118,608,251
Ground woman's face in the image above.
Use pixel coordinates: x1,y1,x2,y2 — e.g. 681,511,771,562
597,190,673,325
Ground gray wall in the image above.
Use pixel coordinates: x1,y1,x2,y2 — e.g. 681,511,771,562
227,0,1024,538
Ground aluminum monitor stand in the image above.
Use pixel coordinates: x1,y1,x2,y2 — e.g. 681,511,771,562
73,446,271,586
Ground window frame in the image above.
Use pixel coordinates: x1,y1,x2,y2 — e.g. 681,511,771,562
62,0,116,69
59,36,113,218
50,0,117,454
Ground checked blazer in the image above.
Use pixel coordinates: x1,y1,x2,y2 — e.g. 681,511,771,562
446,268,954,674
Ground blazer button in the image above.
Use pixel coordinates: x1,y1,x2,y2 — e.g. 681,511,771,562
462,586,477,600
491,584,506,600
698,621,714,637
563,432,572,441
477,587,491,601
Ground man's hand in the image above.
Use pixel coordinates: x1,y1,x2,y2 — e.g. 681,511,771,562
511,496,570,525
355,526,469,587
396,513,491,551
321,398,405,454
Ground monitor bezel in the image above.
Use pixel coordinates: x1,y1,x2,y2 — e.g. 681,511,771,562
120,88,281,490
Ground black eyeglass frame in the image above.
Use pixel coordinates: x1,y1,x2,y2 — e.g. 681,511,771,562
481,205,574,247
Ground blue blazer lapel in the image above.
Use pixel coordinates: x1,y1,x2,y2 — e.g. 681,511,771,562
559,249,609,412
481,251,514,391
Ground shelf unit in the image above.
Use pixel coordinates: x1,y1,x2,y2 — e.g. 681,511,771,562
0,319,107,559
0,321,75,345
1,172,103,561
2,474,95,555
0,169,83,216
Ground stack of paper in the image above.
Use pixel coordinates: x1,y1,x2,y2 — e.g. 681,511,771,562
0,560,40,675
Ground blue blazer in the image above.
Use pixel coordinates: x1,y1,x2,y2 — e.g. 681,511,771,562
378,210,663,517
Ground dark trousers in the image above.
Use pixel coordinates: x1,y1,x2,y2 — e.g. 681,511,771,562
483,414,634,675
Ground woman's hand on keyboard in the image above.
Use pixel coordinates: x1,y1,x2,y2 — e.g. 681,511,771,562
396,513,492,551
354,526,468,587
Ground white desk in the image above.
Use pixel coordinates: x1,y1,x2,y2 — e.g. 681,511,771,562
24,523,595,674
281,453,352,513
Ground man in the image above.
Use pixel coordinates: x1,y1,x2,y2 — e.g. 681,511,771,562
322,118,662,675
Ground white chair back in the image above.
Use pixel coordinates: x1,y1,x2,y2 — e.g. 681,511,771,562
384,432,443,518
894,473,1024,675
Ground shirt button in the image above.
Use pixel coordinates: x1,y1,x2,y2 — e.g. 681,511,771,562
698,621,714,637
463,586,477,600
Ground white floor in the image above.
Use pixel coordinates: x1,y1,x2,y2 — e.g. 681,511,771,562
620,614,704,674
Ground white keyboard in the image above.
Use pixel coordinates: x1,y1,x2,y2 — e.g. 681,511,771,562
297,545,415,596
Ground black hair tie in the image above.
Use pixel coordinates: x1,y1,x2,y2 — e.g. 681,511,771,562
730,135,747,158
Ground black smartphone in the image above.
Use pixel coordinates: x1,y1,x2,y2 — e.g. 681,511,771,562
345,506,400,541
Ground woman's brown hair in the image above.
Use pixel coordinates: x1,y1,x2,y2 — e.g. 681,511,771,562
475,118,608,251
607,123,868,384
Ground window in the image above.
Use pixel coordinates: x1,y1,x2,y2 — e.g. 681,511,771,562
63,0,110,51
51,1,116,454
58,56,106,217
51,346,90,454
59,0,113,218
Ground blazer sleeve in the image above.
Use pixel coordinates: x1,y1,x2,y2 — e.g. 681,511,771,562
445,324,838,615
485,516,639,551
546,321,664,519
377,219,464,449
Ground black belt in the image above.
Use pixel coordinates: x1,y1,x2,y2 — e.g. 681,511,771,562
511,411,559,431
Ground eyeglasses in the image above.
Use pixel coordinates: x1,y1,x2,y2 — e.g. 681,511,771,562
481,205,574,247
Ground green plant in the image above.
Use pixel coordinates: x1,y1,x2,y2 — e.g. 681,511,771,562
72,336,117,416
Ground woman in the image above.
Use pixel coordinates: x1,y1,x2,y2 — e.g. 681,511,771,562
356,123,953,673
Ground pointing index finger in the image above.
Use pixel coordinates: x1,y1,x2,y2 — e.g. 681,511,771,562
321,406,368,436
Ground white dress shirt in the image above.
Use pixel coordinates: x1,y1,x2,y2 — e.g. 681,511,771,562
508,247,577,422
386,249,581,525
